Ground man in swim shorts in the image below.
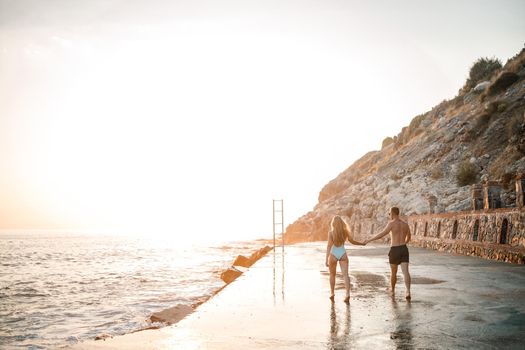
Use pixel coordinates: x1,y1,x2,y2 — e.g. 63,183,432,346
365,207,412,300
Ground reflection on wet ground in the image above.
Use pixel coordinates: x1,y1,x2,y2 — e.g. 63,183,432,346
328,302,352,349
389,300,413,350
410,277,445,284
353,272,388,287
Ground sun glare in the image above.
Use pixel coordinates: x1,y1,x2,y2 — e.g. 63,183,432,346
1,2,523,241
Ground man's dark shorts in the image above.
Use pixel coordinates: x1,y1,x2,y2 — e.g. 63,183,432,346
388,244,409,265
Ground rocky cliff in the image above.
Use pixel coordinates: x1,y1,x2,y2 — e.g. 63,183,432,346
285,48,525,243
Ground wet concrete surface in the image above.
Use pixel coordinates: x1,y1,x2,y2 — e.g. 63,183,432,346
72,243,525,349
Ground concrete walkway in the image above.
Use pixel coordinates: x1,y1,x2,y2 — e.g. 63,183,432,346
73,243,525,349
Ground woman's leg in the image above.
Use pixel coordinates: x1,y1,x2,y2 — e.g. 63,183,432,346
328,254,337,299
339,255,350,300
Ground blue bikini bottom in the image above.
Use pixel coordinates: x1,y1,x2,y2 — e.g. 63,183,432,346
331,245,346,260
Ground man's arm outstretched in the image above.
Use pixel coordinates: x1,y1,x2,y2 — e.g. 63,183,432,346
365,222,392,244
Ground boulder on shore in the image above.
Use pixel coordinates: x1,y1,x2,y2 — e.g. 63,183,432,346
232,255,252,267
220,267,243,284
149,304,193,325
255,245,273,257
95,333,112,341
232,246,273,268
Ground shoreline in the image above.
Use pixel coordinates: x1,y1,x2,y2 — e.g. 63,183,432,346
92,241,275,342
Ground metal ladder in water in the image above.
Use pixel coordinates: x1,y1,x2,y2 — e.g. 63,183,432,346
272,199,285,300
272,199,284,252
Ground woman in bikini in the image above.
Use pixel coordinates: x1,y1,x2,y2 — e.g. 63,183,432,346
325,215,365,303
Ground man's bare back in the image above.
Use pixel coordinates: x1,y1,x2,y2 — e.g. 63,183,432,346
365,217,411,247
386,218,411,246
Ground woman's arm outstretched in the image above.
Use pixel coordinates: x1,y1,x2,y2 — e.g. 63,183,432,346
347,231,366,246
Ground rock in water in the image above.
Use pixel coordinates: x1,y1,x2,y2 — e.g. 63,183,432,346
95,334,112,341
220,267,243,284
232,255,252,267
149,304,193,325
233,246,273,268
249,246,272,262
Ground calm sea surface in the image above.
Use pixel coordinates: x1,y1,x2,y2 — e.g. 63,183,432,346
0,231,268,349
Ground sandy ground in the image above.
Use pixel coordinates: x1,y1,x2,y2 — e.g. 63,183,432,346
71,243,525,349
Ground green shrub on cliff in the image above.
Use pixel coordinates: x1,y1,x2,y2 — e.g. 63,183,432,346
463,57,502,92
456,161,478,186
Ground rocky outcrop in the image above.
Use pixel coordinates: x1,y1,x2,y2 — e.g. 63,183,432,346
285,47,525,246
473,81,490,93
486,71,519,96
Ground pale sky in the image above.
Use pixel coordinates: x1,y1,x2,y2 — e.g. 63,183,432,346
1,0,524,242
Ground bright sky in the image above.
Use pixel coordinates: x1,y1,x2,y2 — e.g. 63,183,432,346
1,0,524,242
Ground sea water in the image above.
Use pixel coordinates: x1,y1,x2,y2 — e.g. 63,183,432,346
0,231,268,349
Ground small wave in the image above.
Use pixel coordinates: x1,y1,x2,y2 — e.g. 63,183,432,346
66,335,79,344
95,320,116,328
95,310,122,318
13,293,49,298
3,317,25,324
14,281,35,286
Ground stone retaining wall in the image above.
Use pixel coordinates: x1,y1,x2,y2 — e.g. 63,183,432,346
406,208,525,264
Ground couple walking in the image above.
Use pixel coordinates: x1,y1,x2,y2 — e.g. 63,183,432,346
325,207,411,303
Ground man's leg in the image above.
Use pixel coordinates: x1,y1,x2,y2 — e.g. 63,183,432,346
389,264,398,297
400,262,411,300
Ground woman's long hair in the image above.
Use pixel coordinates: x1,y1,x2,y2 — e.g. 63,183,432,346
331,215,350,246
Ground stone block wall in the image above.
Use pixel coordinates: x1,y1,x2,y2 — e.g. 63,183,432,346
407,208,525,264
